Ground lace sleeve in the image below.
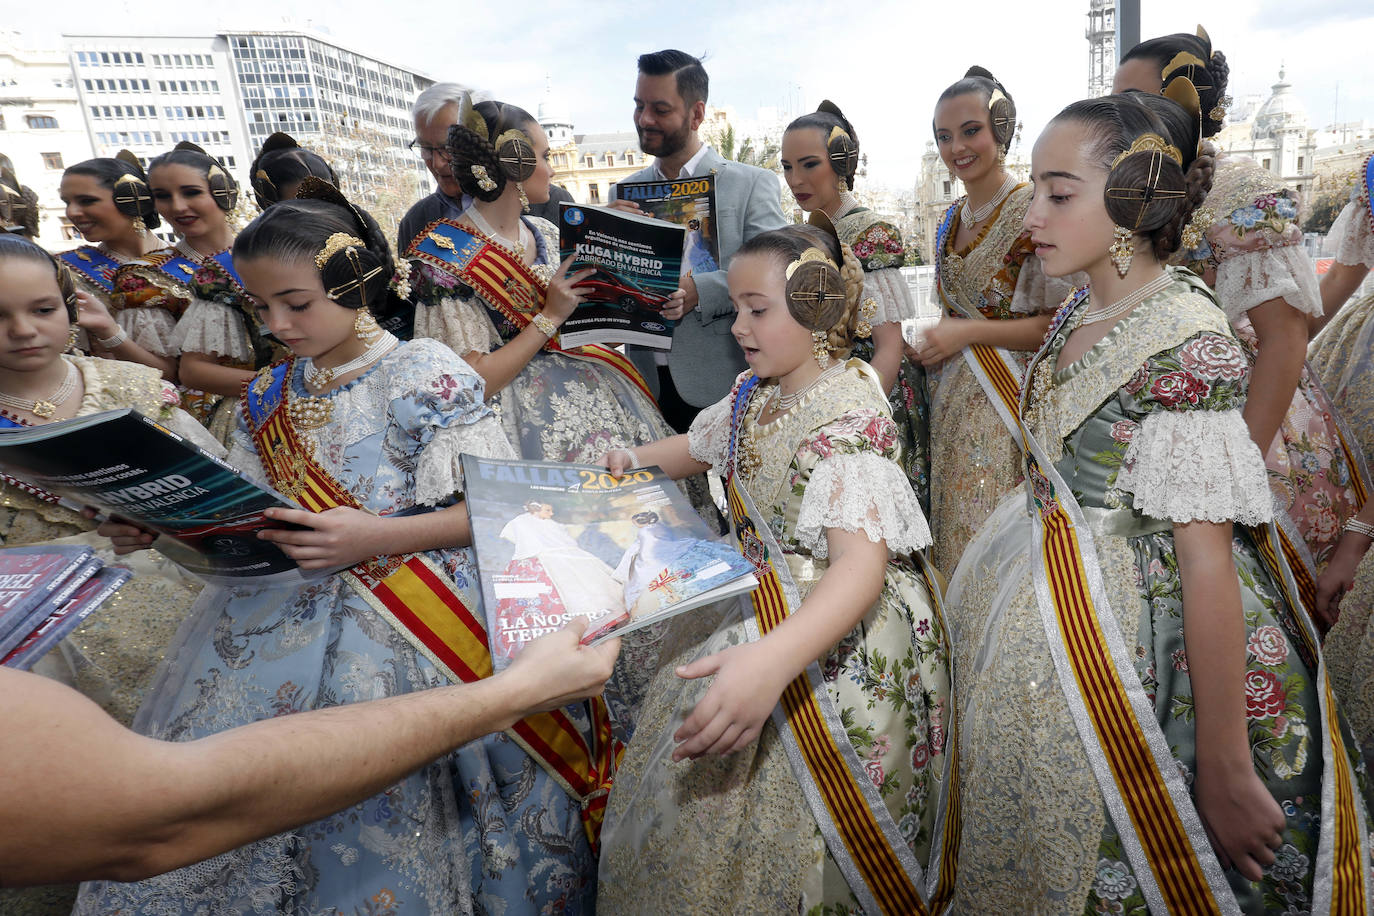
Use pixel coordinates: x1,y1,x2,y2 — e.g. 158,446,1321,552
794,451,932,558
412,294,501,356
171,297,251,360
686,387,738,473
1114,409,1273,525
1212,244,1322,320
386,339,512,505
1011,256,1080,315
415,414,516,505
116,307,181,357
1331,200,1374,270
863,267,915,324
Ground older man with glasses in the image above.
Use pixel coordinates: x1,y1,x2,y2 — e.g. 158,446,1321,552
398,82,484,252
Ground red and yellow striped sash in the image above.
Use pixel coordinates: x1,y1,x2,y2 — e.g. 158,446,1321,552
1038,504,1222,914
249,374,621,846
408,219,656,405
725,474,955,914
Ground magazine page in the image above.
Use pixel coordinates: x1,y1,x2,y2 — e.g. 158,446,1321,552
614,174,720,273
461,455,756,671
557,202,684,350
0,409,315,585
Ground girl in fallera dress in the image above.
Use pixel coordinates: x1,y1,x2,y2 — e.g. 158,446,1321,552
944,87,1371,914
597,221,953,914
406,93,680,467
57,153,178,374
75,186,606,915
0,235,221,916
781,102,930,510
911,67,1076,575
154,142,288,441
1117,29,1369,580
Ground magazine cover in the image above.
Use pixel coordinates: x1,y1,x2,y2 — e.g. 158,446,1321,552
557,202,684,349
3,565,131,670
614,174,720,275
0,545,96,655
0,409,315,584
461,455,757,670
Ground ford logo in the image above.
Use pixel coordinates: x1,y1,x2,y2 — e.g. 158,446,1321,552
642,322,665,331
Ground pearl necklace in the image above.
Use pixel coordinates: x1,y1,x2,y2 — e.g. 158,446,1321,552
0,358,79,419
466,207,528,261
959,173,1018,227
768,360,845,414
302,331,398,391
1079,272,1173,327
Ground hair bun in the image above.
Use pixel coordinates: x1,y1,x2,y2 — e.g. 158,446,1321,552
1103,143,1189,235
295,177,393,308
965,65,996,82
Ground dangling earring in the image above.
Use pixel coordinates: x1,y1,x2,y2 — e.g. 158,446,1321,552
131,215,147,235
1109,226,1135,278
996,147,1007,165
354,308,382,343
812,330,830,368
837,176,849,193
66,324,80,353
517,182,530,214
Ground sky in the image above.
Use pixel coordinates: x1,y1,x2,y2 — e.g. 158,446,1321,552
10,0,1374,189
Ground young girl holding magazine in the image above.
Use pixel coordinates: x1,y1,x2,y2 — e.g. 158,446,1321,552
77,183,612,916
596,220,955,914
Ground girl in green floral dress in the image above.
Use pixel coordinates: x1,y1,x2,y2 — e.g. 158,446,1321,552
945,91,1371,914
596,222,953,914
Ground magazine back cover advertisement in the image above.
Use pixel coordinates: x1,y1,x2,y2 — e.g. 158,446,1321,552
0,545,95,653
557,202,684,350
0,409,309,583
461,455,756,671
613,173,720,274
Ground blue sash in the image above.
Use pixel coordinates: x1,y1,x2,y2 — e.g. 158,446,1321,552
1363,153,1374,228
208,249,244,290
58,247,121,293
933,204,958,314
148,254,202,285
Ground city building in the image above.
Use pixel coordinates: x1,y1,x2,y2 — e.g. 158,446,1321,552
1086,0,1117,98
911,140,1031,265
62,29,434,232
540,94,646,205
0,33,94,244
1210,67,1319,208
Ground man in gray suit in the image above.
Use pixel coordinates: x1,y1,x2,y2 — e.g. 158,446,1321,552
610,50,786,432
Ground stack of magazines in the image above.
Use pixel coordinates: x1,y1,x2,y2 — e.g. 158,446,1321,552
0,545,130,670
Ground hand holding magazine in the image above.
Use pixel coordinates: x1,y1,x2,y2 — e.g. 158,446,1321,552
0,409,315,584
461,455,757,670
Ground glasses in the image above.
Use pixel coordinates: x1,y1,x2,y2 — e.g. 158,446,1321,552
408,139,452,160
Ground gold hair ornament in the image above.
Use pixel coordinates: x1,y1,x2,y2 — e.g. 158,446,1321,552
1111,133,1182,169
494,129,538,182
784,248,847,333
315,233,366,270
470,164,498,193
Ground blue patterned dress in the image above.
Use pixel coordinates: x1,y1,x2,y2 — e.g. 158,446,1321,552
74,339,598,916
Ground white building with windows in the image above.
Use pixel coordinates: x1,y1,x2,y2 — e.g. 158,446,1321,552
62,30,433,207
0,33,94,244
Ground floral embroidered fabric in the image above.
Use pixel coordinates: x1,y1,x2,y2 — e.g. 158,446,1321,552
74,341,597,916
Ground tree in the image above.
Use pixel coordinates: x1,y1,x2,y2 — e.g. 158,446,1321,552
707,123,779,172
1303,187,1349,235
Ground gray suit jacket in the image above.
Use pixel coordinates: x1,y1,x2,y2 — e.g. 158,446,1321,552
613,148,786,407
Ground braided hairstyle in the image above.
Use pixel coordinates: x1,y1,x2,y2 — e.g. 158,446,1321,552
785,101,861,189
64,151,161,230
736,222,865,358
934,66,1018,153
0,234,79,320
248,133,339,210
1126,85,1217,259
149,142,239,211
233,189,403,321
1052,93,1214,262
446,100,539,203
1121,30,1230,137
